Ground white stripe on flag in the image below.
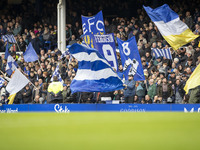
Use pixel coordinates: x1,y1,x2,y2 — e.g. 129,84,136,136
154,17,188,36
74,68,119,80
73,52,110,66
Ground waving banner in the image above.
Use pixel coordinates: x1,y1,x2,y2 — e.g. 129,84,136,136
81,11,105,48
69,43,123,93
117,36,145,81
81,10,105,35
92,33,118,71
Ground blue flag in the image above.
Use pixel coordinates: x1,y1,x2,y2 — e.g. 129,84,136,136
23,43,38,62
5,42,9,59
117,36,145,81
82,11,105,35
6,55,18,76
81,11,105,48
92,33,118,71
68,43,123,93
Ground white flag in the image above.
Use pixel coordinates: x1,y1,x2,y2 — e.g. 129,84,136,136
6,69,30,95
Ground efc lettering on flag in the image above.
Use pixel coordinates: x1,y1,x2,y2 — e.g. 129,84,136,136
81,11,105,35
92,33,118,71
23,43,38,62
143,4,199,50
117,36,145,81
153,48,172,59
68,43,123,93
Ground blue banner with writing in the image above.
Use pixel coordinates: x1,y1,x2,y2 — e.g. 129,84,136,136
81,10,105,35
1,104,200,113
92,33,118,71
117,36,145,81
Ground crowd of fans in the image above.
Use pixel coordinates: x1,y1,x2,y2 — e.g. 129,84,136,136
0,0,200,104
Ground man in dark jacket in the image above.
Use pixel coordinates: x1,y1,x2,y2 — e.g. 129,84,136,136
63,81,77,103
80,92,93,103
22,85,32,103
123,74,136,103
174,79,185,104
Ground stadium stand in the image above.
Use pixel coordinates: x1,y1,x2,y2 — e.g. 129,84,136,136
0,0,200,105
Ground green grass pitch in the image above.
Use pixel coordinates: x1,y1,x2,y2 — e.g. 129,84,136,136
0,112,200,150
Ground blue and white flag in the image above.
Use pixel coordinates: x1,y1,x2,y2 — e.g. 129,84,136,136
60,50,69,60
0,77,5,88
153,48,172,59
23,43,38,62
2,34,17,43
143,4,199,50
82,11,105,35
68,43,123,93
117,36,145,81
50,64,63,83
92,33,118,71
6,55,18,76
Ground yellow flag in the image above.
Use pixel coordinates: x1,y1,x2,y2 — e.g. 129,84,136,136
184,64,200,94
198,41,200,47
8,93,16,104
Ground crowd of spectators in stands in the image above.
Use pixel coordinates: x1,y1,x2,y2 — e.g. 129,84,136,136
0,0,200,104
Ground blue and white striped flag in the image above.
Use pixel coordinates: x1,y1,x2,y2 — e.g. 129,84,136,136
60,50,69,60
6,55,18,76
68,43,123,93
0,77,5,88
50,64,63,83
153,48,172,59
2,34,17,43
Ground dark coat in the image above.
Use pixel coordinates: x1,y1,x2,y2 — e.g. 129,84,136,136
124,79,136,97
22,88,32,103
80,92,93,103
175,83,185,98
156,83,173,98
63,86,77,103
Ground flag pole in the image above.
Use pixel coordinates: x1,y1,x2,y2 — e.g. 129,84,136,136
37,59,43,71
15,41,23,53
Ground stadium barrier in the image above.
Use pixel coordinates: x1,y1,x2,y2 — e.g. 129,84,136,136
0,104,200,113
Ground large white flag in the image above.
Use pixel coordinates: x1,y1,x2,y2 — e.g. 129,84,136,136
6,69,30,95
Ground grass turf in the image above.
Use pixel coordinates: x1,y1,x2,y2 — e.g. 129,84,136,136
0,112,200,150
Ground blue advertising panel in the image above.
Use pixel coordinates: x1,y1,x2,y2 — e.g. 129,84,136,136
1,104,200,113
